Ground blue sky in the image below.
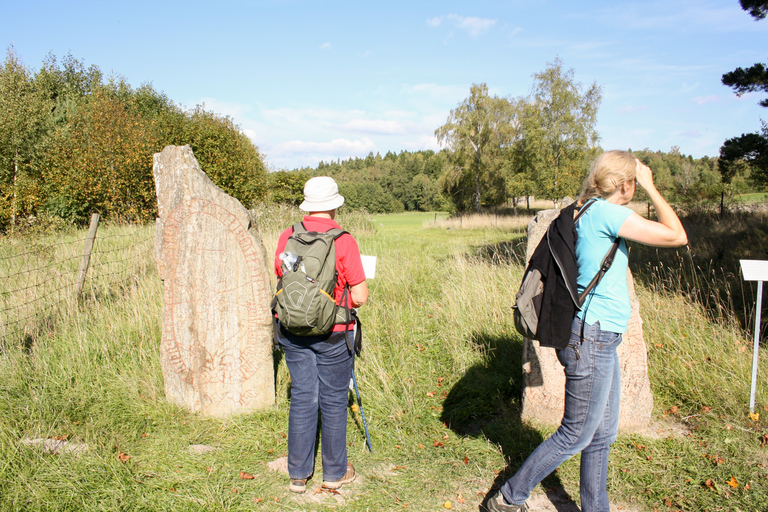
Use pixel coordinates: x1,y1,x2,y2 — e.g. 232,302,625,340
3,0,767,170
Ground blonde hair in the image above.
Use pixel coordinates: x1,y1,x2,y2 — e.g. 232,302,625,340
578,150,637,202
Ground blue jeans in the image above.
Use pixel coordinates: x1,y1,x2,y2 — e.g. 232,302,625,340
501,317,622,512
276,325,354,481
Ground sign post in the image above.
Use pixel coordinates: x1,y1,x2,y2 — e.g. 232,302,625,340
739,260,768,414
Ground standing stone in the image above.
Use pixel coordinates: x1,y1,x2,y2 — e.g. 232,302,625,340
153,145,274,416
520,203,653,431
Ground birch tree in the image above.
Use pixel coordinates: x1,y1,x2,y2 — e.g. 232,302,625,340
0,48,52,230
435,83,520,213
520,58,602,207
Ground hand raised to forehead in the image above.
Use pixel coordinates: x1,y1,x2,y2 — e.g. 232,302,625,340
635,159,655,190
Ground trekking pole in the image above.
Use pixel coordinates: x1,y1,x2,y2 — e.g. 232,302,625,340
347,323,373,452
351,366,373,452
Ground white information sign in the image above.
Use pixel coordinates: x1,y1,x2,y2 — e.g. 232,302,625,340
740,260,768,282
740,260,768,414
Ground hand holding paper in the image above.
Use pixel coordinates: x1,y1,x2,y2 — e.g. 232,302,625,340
361,255,377,279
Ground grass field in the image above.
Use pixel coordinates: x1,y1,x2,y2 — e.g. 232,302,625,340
1,208,767,511
736,193,768,203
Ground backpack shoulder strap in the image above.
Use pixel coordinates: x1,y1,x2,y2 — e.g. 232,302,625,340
574,198,597,223
578,238,621,306
573,198,621,306
326,227,348,240
293,222,347,239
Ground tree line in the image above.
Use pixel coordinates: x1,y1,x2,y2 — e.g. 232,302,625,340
269,145,739,215
280,58,750,215
268,150,453,214
2,45,763,232
0,47,267,232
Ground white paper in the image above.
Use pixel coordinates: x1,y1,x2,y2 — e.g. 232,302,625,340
361,255,377,279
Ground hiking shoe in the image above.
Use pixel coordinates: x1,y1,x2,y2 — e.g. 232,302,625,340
482,490,529,512
288,478,307,494
322,463,355,489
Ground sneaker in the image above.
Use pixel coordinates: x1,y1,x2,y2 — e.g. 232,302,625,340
288,478,307,494
482,490,529,512
322,463,355,489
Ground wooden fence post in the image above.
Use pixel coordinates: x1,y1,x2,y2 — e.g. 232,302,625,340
75,213,100,297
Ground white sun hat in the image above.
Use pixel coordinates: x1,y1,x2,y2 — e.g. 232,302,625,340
299,176,345,212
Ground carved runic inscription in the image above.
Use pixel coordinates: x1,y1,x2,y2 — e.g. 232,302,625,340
162,198,268,386
153,145,274,417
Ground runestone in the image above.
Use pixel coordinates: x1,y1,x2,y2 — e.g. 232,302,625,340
153,145,274,416
520,204,653,431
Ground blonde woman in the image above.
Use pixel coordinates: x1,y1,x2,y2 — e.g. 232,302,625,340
484,151,687,512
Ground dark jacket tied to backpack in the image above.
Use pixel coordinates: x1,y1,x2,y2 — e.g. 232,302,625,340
524,202,581,348
514,200,619,349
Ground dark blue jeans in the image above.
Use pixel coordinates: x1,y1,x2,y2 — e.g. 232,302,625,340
276,325,354,481
501,317,622,512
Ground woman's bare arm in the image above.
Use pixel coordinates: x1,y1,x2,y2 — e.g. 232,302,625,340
349,281,368,307
617,161,688,247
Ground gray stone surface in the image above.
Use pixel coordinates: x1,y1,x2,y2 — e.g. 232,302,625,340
187,444,218,455
267,455,289,474
153,145,274,417
21,437,89,455
520,204,653,431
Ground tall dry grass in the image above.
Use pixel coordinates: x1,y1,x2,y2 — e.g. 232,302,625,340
1,207,767,511
0,223,154,350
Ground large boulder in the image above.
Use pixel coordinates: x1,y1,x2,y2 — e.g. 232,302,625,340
520,205,653,431
153,145,274,416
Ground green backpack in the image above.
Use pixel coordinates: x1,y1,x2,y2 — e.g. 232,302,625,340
273,222,348,336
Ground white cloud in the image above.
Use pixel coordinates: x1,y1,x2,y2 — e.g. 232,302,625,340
692,95,720,106
426,16,442,27
427,14,497,37
342,119,406,135
260,107,365,130
617,105,649,114
401,134,441,152
278,137,377,156
448,14,497,36
261,137,380,170
213,101,452,169
320,42,332,50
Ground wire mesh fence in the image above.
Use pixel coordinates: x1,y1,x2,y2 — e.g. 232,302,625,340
0,222,155,349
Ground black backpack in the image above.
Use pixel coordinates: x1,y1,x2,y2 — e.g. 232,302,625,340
512,200,619,349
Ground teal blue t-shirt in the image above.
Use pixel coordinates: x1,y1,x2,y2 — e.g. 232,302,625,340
575,199,634,333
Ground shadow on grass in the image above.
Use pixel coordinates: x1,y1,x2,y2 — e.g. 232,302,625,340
440,332,578,511
629,211,768,336
473,239,528,266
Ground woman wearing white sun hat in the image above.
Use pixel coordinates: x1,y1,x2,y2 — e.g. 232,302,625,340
273,176,368,494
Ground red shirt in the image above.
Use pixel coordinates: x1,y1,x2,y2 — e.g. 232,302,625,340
274,216,366,331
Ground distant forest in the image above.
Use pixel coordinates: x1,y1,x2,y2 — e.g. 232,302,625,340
1,48,761,234
270,146,739,215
